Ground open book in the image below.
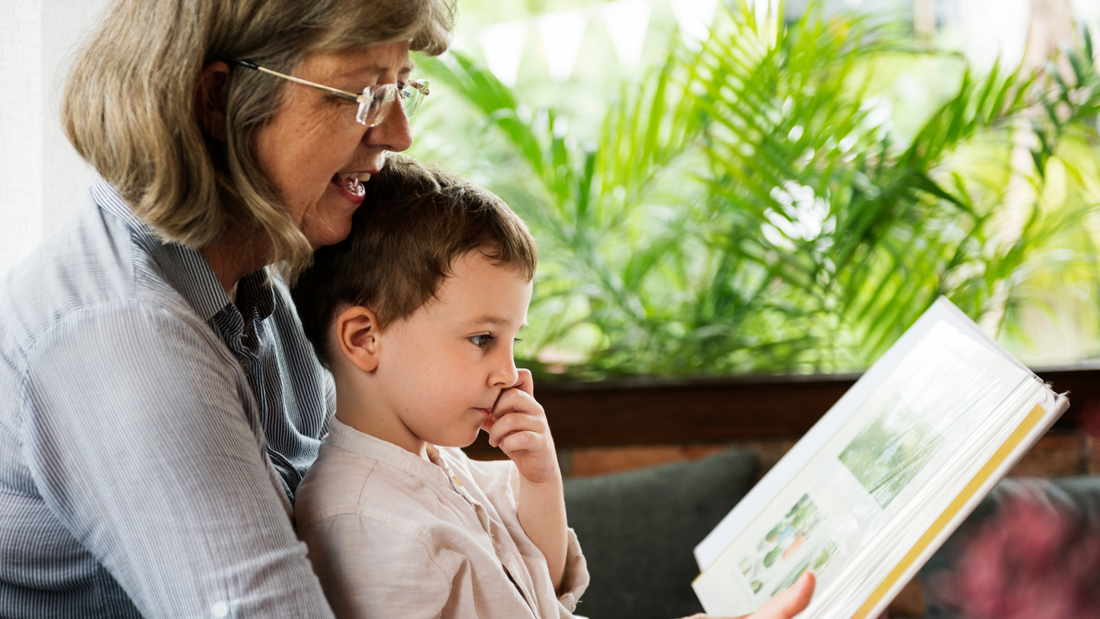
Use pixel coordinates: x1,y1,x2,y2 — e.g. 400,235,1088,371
691,297,1069,618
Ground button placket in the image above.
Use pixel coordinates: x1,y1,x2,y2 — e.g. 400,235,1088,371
431,454,540,617
495,527,537,607
443,466,495,537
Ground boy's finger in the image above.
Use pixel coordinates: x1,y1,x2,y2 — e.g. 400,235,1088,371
511,368,534,396
487,410,547,447
488,409,546,436
490,386,541,421
479,415,495,435
497,429,543,454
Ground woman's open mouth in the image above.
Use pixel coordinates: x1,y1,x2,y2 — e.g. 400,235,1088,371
331,172,370,202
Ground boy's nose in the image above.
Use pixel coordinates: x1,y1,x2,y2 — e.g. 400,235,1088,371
489,354,519,389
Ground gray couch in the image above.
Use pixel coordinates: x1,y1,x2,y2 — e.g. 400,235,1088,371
563,449,759,619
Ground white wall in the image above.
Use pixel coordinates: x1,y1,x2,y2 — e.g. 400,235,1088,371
1,1,45,275
1,0,108,276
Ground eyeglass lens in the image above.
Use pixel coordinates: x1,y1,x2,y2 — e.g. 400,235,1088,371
355,84,396,126
355,83,427,127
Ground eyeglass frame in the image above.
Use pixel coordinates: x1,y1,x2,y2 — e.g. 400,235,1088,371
231,59,430,128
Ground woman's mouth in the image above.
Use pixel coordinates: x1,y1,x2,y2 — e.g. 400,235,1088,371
331,172,370,202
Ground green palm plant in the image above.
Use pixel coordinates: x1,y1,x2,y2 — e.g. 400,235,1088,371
414,1,1100,378
996,34,1100,355
418,43,709,376
690,1,1042,364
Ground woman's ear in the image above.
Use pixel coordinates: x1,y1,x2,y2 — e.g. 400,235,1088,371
334,306,381,372
195,61,230,140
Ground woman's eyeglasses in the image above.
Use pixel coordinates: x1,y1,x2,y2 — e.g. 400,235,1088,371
232,60,429,127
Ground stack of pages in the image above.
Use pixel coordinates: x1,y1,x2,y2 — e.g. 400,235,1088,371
692,297,1069,619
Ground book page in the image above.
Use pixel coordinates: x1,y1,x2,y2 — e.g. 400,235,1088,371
692,318,1037,614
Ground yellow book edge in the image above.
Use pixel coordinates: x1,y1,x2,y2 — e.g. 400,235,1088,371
850,402,1047,619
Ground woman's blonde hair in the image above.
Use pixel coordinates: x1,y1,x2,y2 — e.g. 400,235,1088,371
62,0,454,270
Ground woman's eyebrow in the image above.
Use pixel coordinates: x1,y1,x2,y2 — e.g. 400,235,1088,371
333,62,415,82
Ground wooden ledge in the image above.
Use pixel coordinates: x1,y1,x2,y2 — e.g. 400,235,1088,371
467,367,1100,454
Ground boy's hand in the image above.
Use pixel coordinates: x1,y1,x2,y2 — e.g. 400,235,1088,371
481,369,560,485
482,369,568,590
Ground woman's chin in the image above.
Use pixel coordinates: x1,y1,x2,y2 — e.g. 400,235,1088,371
303,218,354,250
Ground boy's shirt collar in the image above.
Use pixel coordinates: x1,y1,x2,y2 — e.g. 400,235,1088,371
326,416,455,487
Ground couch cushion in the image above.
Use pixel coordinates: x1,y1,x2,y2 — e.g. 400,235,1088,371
564,448,759,619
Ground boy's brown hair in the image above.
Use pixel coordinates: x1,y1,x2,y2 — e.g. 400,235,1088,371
290,154,538,368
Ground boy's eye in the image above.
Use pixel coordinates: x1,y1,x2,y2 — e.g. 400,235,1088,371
469,334,494,348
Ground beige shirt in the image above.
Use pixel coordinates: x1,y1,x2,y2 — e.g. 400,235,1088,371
295,418,589,619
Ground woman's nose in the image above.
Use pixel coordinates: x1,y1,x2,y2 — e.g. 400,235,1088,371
364,101,413,153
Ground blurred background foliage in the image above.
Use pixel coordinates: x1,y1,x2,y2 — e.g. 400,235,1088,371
410,0,1100,380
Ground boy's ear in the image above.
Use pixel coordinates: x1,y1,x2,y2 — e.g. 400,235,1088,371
334,306,381,372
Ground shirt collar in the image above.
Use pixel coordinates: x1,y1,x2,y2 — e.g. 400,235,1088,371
91,177,277,323
327,417,452,487
237,269,277,321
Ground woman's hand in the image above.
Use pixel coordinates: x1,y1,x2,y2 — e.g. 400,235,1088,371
680,571,815,619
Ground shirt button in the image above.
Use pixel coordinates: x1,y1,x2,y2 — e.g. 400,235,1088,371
210,601,229,618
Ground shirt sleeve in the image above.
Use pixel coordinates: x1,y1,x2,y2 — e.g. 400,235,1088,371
553,529,589,616
21,301,334,618
298,513,456,619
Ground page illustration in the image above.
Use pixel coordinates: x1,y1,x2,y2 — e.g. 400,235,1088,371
838,395,946,509
739,494,821,593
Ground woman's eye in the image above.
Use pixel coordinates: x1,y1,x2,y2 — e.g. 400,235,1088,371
469,334,494,348
326,94,358,112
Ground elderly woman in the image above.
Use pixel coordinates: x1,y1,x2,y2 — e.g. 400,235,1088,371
0,0,812,617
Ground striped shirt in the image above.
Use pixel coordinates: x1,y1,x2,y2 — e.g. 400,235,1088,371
0,180,337,617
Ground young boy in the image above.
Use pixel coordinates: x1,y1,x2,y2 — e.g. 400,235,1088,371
289,154,589,619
